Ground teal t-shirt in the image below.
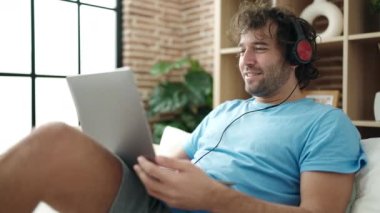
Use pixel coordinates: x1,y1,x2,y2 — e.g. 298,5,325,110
172,98,366,213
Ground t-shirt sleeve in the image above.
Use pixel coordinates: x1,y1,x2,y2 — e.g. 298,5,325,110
300,109,367,173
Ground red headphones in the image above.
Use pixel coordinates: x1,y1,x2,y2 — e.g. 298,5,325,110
290,19,313,65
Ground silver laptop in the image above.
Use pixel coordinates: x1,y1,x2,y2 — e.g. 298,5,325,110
66,68,155,166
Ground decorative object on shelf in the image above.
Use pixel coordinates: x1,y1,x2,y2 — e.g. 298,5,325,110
374,92,380,121
303,90,340,107
300,0,343,39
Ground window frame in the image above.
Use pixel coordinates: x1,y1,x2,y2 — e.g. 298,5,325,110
0,0,123,127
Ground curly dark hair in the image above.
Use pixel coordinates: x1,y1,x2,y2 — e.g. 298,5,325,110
230,1,319,89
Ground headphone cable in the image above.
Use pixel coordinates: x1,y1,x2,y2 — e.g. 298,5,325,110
193,83,299,165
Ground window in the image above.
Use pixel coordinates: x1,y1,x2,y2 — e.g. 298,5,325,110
0,0,122,153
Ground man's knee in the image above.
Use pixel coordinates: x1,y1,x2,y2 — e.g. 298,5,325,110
0,122,87,184
22,122,85,158
31,122,78,140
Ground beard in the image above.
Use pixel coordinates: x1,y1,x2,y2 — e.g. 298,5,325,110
244,62,292,97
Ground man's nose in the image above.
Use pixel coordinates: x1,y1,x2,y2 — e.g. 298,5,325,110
242,49,256,66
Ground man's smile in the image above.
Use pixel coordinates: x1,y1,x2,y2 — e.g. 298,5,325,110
243,71,262,80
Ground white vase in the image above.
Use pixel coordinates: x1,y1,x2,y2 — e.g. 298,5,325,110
375,92,380,121
300,0,343,39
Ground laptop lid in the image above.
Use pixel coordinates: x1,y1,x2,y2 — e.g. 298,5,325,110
66,68,155,166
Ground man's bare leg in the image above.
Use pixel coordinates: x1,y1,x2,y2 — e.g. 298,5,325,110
0,122,122,212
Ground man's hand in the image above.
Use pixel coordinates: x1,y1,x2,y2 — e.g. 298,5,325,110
134,156,354,213
133,156,224,210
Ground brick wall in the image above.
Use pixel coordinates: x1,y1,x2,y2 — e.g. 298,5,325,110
122,0,214,101
181,0,214,74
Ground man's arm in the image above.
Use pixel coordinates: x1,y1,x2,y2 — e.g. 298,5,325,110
207,171,354,213
134,156,354,213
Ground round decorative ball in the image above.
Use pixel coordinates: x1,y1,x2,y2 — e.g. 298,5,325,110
300,0,343,39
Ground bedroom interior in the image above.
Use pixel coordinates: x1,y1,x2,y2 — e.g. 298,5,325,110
0,0,379,212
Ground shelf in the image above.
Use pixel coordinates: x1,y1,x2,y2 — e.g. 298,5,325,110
220,47,239,55
353,120,380,128
348,32,380,41
317,36,344,44
215,0,380,134
220,37,345,55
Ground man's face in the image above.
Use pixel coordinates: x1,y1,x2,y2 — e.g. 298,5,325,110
238,22,293,98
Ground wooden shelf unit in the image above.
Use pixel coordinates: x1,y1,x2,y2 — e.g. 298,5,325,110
213,0,380,133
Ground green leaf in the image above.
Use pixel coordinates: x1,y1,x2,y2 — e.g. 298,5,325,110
150,57,194,77
172,57,192,69
150,61,174,76
148,82,189,115
185,70,213,105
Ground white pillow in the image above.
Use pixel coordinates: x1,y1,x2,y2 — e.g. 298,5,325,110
157,126,191,157
351,138,380,213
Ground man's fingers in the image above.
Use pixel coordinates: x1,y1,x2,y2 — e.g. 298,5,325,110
155,156,191,171
133,164,157,184
133,164,164,192
136,156,177,180
133,165,160,196
133,163,175,200
136,156,162,179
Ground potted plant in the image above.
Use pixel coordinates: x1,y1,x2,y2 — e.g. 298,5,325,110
148,57,213,144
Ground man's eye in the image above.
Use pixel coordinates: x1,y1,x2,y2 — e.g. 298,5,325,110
254,46,267,52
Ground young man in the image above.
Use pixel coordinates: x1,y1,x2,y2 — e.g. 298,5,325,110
0,2,366,213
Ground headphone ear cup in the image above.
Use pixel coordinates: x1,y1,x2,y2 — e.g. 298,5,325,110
293,38,312,64
290,19,313,65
